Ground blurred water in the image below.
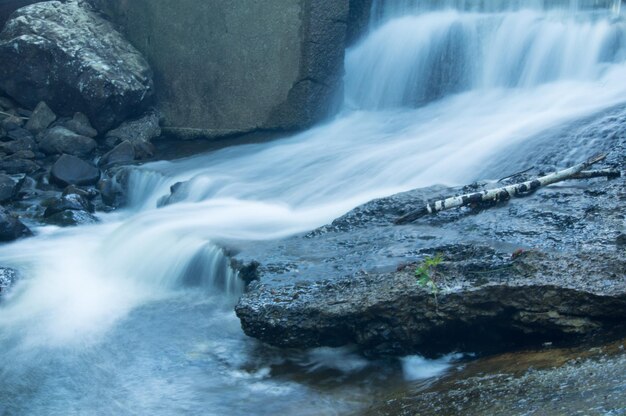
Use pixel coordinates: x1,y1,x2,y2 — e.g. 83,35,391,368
1,2,626,415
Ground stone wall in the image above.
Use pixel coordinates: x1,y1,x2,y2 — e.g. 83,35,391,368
90,0,350,139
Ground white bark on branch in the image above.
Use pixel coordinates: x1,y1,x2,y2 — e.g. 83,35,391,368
395,154,618,225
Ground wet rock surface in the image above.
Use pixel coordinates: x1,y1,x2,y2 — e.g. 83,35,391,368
0,174,23,202
235,106,626,356
0,207,31,241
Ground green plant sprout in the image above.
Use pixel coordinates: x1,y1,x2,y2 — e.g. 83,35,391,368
415,253,444,296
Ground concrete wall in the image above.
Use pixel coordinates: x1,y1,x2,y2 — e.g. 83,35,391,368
91,0,350,139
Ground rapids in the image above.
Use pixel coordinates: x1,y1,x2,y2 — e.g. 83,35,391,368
1,1,626,414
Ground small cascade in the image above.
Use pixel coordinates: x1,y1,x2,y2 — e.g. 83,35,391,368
181,243,243,297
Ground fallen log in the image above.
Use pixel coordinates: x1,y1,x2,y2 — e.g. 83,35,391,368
395,154,619,224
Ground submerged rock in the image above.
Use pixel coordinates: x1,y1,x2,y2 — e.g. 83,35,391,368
0,0,154,132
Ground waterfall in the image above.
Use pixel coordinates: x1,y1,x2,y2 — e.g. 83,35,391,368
2,1,626,414
349,2,626,110
370,0,623,24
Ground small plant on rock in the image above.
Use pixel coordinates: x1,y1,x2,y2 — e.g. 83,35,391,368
415,253,443,296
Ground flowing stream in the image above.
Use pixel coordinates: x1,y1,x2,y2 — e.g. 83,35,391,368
2,1,626,415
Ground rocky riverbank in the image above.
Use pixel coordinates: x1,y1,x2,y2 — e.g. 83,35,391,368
0,0,161,240
234,106,626,357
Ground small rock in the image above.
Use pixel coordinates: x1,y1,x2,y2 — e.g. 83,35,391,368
105,112,160,159
39,126,97,157
6,127,33,141
17,108,32,118
50,154,100,187
133,140,156,160
63,185,98,200
44,193,94,217
98,176,126,208
8,150,36,160
98,179,121,207
0,207,31,241
232,260,261,286
0,137,37,154
0,158,40,174
0,115,23,130
99,140,136,167
0,174,22,202
616,234,626,246
45,210,98,227
62,113,98,138
25,101,56,134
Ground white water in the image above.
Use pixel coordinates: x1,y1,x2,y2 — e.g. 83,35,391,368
2,2,626,414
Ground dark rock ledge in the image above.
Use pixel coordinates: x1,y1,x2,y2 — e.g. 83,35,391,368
236,246,625,356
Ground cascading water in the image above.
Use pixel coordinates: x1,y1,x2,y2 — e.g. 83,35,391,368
2,1,626,414
350,2,625,108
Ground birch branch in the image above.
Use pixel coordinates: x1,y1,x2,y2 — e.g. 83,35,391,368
395,154,615,225
0,110,28,120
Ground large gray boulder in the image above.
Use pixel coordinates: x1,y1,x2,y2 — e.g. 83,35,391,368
89,0,349,138
0,0,154,132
